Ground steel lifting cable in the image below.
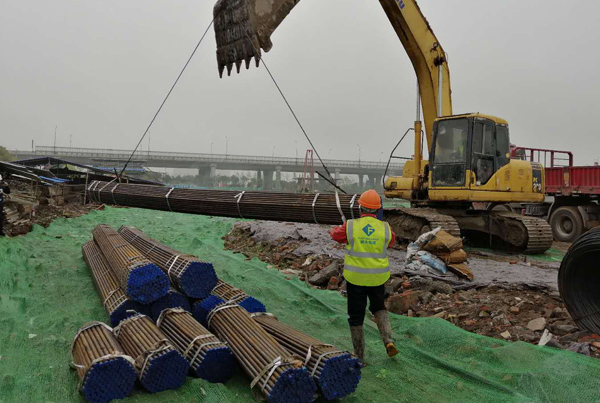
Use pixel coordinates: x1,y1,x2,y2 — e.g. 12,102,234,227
119,19,215,177
243,33,346,194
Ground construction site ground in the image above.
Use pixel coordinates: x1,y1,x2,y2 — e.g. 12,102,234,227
2,207,600,402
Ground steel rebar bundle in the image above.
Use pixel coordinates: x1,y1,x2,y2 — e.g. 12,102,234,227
88,181,360,225
82,241,143,326
71,321,137,403
559,227,600,333
157,308,236,383
149,288,191,321
198,296,317,403
119,225,218,299
252,313,361,400
193,280,266,320
92,224,169,304
114,313,189,393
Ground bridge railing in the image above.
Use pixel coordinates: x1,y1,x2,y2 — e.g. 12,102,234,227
28,146,403,170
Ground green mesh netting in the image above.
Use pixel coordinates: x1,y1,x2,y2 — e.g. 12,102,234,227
0,207,598,403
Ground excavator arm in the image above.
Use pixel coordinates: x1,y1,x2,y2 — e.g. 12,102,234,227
213,0,452,145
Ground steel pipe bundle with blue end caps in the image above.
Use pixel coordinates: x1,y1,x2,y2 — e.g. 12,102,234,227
211,280,266,313
157,308,236,383
82,241,144,326
114,313,189,394
149,288,191,321
71,322,137,403
92,225,169,304
253,313,362,400
201,296,317,403
119,226,218,299
192,295,224,326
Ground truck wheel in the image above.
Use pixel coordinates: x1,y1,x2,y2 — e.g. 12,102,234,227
550,206,583,242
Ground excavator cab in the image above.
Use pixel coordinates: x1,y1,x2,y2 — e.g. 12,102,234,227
430,114,511,189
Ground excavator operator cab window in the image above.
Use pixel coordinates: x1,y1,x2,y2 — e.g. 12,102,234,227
471,121,496,185
430,118,468,187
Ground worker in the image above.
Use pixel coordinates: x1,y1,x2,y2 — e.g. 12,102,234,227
329,189,398,363
0,174,10,237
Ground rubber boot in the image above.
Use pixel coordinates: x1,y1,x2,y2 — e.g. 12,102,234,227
374,310,398,358
350,326,366,364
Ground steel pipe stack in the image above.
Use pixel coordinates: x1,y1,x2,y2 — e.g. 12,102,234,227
82,241,144,326
559,227,600,333
200,280,266,314
88,181,360,225
114,313,189,393
92,224,169,304
198,296,317,403
252,313,361,400
119,226,218,299
149,288,191,321
157,308,236,383
71,322,137,403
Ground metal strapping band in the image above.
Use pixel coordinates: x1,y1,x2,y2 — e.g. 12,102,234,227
189,341,223,369
249,312,277,319
156,307,187,328
167,255,181,282
227,293,246,304
349,194,358,220
211,282,228,294
165,187,175,212
113,313,145,338
140,340,171,378
303,344,334,367
335,191,346,223
312,193,321,224
103,288,120,308
206,303,238,330
311,350,343,377
184,334,214,356
250,356,285,392
111,183,119,205
91,181,101,203
86,180,98,203
98,179,116,203
70,322,114,358
235,191,245,219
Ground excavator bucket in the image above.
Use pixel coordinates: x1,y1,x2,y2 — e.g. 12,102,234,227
213,0,301,77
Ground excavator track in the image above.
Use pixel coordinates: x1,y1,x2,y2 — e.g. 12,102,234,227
492,212,554,254
383,207,461,241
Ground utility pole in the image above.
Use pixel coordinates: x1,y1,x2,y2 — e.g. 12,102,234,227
211,142,213,155
54,126,58,154
357,144,361,167
70,134,72,148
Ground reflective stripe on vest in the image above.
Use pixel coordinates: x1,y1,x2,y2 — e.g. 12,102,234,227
344,216,391,287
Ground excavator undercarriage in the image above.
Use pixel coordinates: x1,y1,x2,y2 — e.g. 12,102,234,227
383,207,553,254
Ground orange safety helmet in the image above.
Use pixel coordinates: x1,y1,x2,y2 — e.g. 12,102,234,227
358,189,382,209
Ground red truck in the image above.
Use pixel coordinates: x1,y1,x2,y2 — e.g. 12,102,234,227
511,147,600,242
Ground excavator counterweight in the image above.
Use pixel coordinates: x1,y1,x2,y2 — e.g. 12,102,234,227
214,0,300,77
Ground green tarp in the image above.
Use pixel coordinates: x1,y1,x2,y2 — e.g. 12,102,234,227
0,207,598,403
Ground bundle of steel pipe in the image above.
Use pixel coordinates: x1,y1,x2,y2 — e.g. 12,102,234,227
194,280,266,318
92,224,169,304
88,181,360,225
71,321,137,403
252,313,361,400
157,308,236,383
82,241,143,326
149,288,191,321
559,227,600,333
114,313,189,393
119,225,218,299
198,296,317,403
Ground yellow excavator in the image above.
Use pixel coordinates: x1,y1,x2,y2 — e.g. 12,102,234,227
213,0,553,253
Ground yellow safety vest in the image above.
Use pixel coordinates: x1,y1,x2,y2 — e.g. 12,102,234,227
344,216,391,287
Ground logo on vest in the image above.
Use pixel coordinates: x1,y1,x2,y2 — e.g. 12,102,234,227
362,224,375,237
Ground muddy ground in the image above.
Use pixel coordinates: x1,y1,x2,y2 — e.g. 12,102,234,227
224,221,600,358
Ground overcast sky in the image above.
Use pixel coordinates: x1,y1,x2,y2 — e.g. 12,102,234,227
1,0,598,165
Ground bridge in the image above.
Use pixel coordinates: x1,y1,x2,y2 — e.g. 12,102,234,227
12,146,404,190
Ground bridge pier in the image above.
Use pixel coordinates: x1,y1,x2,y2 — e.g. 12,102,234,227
369,174,380,189
335,169,341,185
275,166,282,190
358,174,364,189
256,171,262,189
263,170,274,190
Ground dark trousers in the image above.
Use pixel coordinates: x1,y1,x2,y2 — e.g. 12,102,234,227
347,282,386,326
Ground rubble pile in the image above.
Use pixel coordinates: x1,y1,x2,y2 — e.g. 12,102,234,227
223,221,600,358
